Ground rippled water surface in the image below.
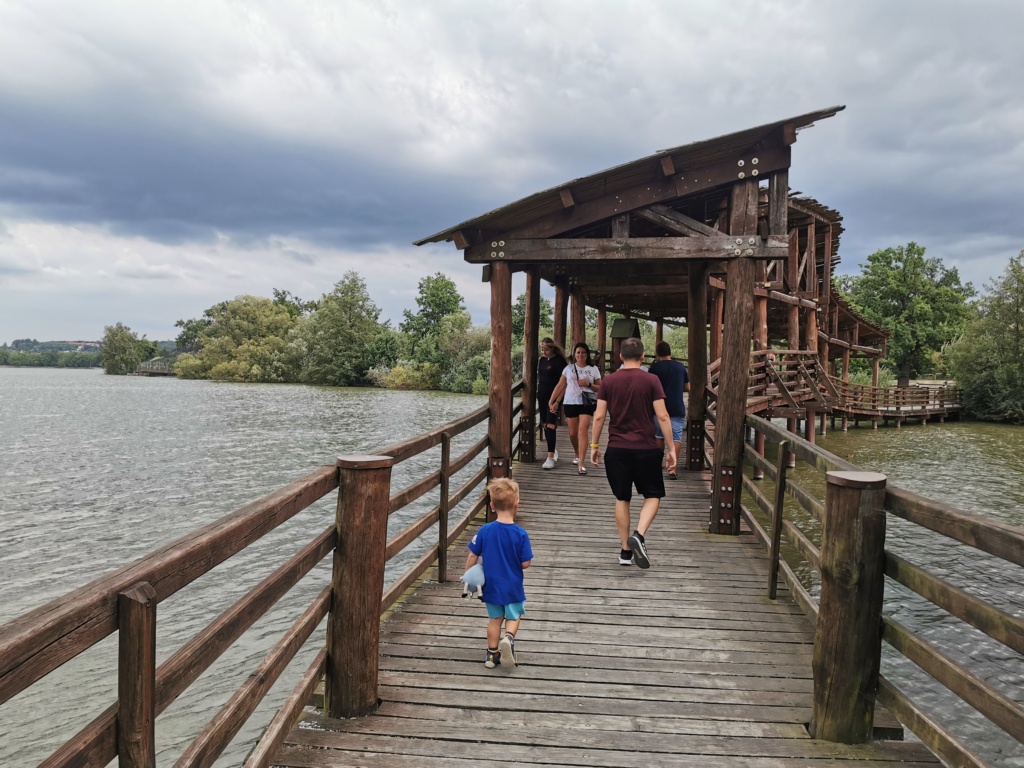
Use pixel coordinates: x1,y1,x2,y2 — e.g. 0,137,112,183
0,368,488,766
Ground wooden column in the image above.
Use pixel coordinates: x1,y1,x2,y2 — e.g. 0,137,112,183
488,260,512,480
655,320,664,346
597,304,607,373
710,287,724,363
553,277,568,352
687,261,708,472
710,178,759,535
570,285,586,350
438,433,451,581
811,471,887,743
118,581,157,768
327,455,394,718
520,268,540,463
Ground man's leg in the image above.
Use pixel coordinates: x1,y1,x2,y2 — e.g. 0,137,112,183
615,499,632,549
636,496,660,536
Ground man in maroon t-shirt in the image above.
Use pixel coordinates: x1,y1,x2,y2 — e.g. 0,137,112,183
590,337,677,569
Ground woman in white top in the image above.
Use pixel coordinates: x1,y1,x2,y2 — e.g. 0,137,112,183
548,342,602,475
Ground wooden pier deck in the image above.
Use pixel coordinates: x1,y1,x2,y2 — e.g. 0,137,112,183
273,435,942,767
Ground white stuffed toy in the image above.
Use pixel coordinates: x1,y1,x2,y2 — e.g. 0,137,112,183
461,561,485,600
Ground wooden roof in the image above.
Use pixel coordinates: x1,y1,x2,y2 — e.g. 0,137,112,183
415,106,845,247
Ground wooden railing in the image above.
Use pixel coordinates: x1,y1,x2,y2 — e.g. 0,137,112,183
831,378,963,420
0,383,523,767
739,413,1024,765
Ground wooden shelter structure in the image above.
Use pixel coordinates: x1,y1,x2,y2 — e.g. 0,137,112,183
416,105,889,535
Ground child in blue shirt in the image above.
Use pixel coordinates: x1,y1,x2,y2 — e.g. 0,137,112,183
466,478,533,668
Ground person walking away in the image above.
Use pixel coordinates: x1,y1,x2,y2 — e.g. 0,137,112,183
547,342,601,475
590,337,676,569
537,338,568,470
648,341,690,480
465,478,534,668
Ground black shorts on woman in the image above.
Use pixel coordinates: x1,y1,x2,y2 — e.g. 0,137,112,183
563,402,596,418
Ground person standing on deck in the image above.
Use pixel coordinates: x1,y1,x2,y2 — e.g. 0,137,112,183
537,338,568,470
548,342,602,475
648,341,690,480
590,337,676,569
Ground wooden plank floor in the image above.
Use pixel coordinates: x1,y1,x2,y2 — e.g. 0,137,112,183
273,433,940,767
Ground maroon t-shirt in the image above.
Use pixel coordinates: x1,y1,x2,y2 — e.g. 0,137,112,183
599,368,666,450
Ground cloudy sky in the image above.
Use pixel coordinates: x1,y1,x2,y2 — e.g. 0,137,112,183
1,0,1022,343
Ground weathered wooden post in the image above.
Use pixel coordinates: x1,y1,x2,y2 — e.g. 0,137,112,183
118,581,157,768
488,260,512,487
569,285,585,349
810,470,887,743
521,268,540,463
438,433,451,582
326,454,394,719
553,276,568,353
686,260,708,472
597,304,607,373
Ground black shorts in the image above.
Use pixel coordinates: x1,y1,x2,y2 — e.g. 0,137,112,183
564,402,597,418
604,448,665,502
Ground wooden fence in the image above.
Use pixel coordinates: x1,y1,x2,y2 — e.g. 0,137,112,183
0,383,523,767
739,413,1024,765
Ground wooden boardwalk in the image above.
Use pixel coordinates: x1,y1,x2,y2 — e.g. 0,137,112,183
273,434,941,767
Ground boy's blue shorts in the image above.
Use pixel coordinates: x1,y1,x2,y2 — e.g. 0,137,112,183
486,601,525,620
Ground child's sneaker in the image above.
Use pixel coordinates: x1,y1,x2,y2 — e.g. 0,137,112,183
484,649,501,669
618,549,633,566
498,633,517,666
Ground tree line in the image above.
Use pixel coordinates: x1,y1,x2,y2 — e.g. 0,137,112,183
90,244,1024,423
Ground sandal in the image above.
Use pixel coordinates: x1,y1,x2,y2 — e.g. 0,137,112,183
578,466,588,476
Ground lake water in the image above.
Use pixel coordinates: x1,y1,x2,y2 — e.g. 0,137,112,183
1,368,1022,766
0,367,489,766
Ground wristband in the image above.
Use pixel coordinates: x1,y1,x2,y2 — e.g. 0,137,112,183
589,443,600,448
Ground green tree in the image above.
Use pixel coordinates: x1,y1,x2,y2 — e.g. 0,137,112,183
511,293,554,339
272,288,319,319
100,323,154,375
946,251,1024,422
400,273,466,363
173,296,297,382
298,272,385,386
840,242,975,384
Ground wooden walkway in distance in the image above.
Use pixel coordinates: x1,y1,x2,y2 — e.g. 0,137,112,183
273,432,941,767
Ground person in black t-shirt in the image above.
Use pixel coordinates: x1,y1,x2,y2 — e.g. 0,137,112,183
537,338,567,469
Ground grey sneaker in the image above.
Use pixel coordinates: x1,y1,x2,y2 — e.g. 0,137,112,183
627,533,650,569
542,457,555,469
498,633,517,666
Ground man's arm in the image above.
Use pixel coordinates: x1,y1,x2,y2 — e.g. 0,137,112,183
589,399,608,466
653,399,677,472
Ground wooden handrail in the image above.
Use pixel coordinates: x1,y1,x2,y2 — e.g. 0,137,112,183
741,412,1024,760
1,383,519,767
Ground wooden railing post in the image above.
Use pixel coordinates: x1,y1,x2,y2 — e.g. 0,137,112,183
438,433,451,583
326,455,394,719
810,470,887,743
767,441,789,600
118,581,157,768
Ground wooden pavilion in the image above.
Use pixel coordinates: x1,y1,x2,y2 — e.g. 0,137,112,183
417,105,888,535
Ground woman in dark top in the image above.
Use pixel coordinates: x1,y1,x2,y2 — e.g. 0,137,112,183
537,338,567,469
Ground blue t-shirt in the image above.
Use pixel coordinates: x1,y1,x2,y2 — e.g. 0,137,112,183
648,359,689,418
467,520,533,606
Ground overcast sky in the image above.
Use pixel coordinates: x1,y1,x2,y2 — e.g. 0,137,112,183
1,0,1022,343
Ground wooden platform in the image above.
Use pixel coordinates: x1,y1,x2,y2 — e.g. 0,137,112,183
272,434,941,767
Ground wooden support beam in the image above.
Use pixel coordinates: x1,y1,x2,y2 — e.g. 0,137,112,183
488,261,513,480
687,261,708,472
597,305,607,374
553,277,568,352
611,213,630,239
501,146,792,241
634,205,730,239
521,268,540,463
660,156,676,177
466,236,788,264
559,188,575,208
710,178,759,535
570,286,586,349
